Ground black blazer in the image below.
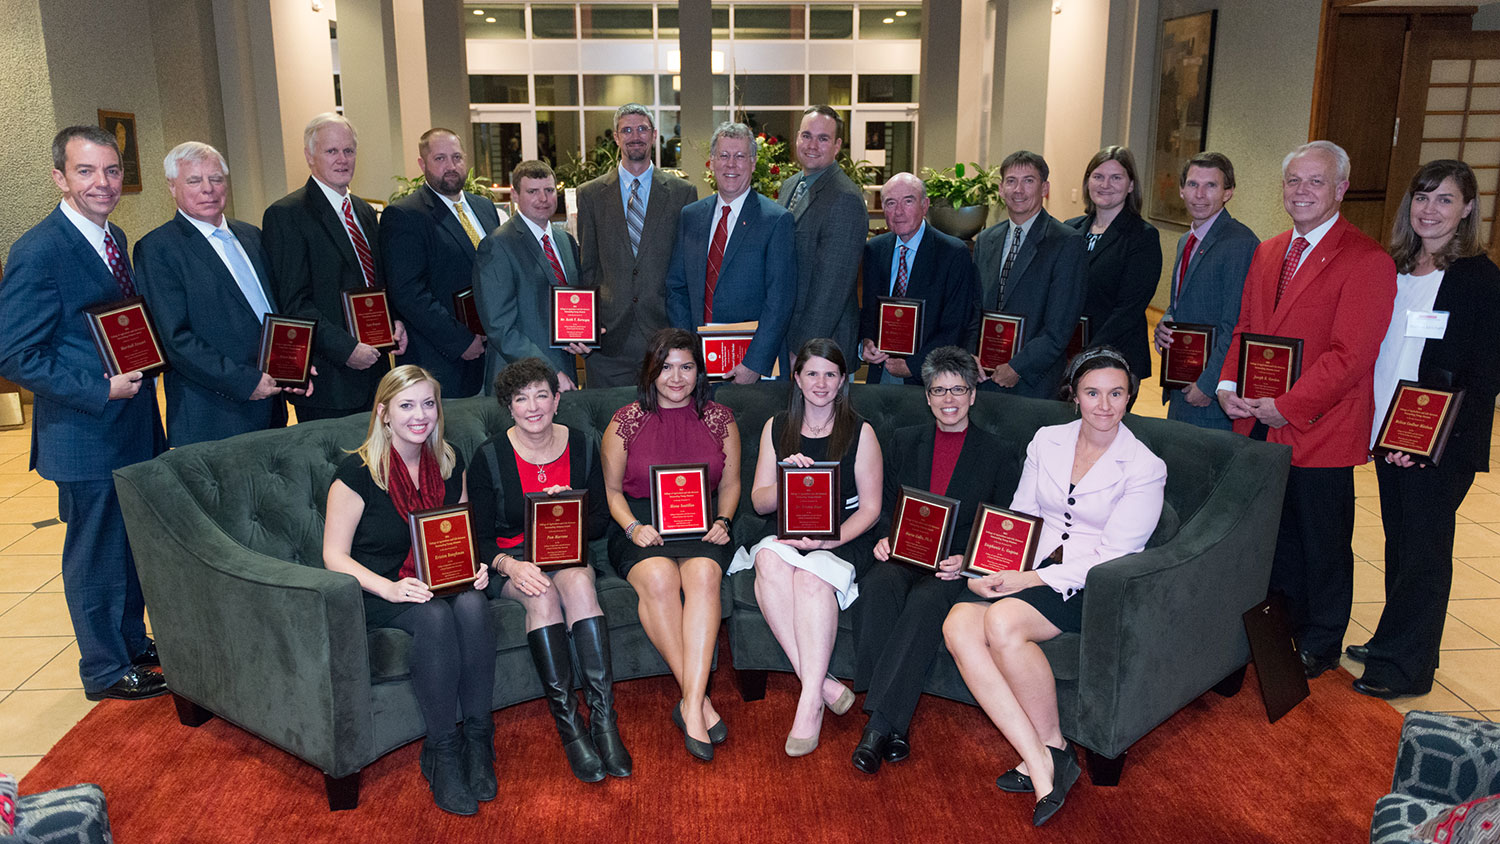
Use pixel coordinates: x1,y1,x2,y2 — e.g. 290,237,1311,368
1064,208,1162,379
858,226,980,384
1412,253,1500,472
467,426,610,566
880,423,1010,556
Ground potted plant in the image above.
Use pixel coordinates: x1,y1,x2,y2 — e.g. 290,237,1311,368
921,162,1002,240
388,168,497,204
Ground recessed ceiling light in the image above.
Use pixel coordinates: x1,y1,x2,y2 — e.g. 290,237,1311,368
895,10,907,15
472,9,484,15
485,16,495,22
882,17,894,23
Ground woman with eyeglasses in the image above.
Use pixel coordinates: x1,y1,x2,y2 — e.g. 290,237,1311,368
849,346,1010,775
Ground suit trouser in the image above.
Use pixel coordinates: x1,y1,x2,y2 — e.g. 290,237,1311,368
1165,392,1234,430
852,561,968,732
1366,458,1475,691
584,348,642,389
1267,464,1356,660
57,480,149,693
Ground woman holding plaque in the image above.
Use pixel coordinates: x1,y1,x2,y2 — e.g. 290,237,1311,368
942,347,1164,826
730,338,883,756
602,328,741,761
1349,160,1500,700
323,365,496,816
469,357,628,781
850,346,1009,775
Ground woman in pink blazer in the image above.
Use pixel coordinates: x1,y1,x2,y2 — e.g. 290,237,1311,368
942,346,1166,826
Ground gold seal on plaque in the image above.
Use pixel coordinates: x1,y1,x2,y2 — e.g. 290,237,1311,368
1002,519,1015,531
552,504,564,517
287,328,298,339
802,475,815,487
364,297,375,308
919,505,930,518
1417,394,1431,407
1262,348,1275,360
675,475,687,487
439,519,452,533
117,314,130,327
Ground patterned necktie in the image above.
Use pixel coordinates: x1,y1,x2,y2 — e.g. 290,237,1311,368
103,231,136,298
894,244,910,297
787,177,809,214
211,229,272,322
1175,233,1198,301
1275,236,1309,309
341,196,377,286
703,205,732,324
996,224,1024,306
626,178,645,258
541,232,568,285
454,201,482,249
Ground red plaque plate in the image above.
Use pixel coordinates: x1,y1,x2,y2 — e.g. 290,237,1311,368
650,463,711,539
963,503,1042,576
700,330,754,380
1373,381,1464,466
1159,322,1215,389
84,296,169,378
1237,333,1303,400
550,286,599,347
776,461,841,540
257,313,317,388
408,504,478,591
453,287,484,335
976,310,1025,370
524,490,589,568
341,288,397,351
888,485,959,569
876,297,923,357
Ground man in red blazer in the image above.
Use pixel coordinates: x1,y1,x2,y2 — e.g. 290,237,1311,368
1217,141,1396,679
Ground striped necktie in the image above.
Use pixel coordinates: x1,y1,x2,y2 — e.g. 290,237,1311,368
541,233,568,285
341,196,377,286
626,178,645,257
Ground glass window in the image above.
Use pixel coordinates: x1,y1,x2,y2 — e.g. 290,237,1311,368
858,6,921,40
713,5,730,38
734,6,806,39
584,111,624,155
810,6,853,38
810,75,853,107
537,111,582,168
659,74,730,107
659,110,683,168
532,6,576,38
858,74,917,103
464,5,526,38
469,74,530,104
583,74,655,107
657,6,728,38
579,5,654,38
738,110,802,146
473,122,527,186
535,75,579,107
736,74,804,106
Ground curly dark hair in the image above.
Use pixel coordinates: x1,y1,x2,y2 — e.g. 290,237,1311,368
493,357,560,406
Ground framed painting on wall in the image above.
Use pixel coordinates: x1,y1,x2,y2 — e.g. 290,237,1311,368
97,110,142,194
1149,10,1217,226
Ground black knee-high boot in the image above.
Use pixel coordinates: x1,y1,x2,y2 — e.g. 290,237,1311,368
528,623,605,782
571,615,632,777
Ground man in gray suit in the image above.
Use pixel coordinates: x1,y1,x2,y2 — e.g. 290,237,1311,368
577,104,697,387
1155,152,1259,429
473,160,589,393
780,105,869,362
972,150,1087,398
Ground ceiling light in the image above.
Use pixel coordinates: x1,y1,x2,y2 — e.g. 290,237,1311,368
486,16,495,22
883,17,894,23
472,9,484,15
895,10,907,15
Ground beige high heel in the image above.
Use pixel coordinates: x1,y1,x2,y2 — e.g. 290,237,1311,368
824,674,855,716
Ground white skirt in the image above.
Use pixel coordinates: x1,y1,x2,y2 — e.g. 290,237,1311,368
729,536,861,610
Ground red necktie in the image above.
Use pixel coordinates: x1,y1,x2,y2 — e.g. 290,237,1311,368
703,205,731,323
541,233,568,285
1175,233,1197,301
1275,236,1308,309
894,245,910,297
342,196,377,287
103,232,136,298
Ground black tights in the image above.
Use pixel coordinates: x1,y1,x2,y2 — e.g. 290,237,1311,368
386,590,495,736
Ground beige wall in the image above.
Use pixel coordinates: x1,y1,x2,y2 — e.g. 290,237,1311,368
0,0,58,258
1043,0,1111,223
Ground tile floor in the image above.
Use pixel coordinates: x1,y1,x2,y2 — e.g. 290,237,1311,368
4,381,1500,781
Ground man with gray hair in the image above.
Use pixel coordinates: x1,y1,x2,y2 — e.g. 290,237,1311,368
1216,140,1396,681
665,121,795,382
135,141,310,445
576,104,697,386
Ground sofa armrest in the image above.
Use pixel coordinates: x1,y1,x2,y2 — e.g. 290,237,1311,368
1392,710,1500,804
114,462,375,779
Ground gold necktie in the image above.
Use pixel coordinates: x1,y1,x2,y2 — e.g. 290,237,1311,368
455,201,482,248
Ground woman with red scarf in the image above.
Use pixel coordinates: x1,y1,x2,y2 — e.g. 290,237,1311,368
323,365,496,816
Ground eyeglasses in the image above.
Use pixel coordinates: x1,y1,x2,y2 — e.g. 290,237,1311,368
926,385,972,397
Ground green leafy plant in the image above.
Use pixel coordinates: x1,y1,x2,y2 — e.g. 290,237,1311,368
921,162,1003,209
699,132,882,198
554,142,619,188
388,168,495,204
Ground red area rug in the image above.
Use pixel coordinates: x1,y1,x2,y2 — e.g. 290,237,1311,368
21,661,1400,843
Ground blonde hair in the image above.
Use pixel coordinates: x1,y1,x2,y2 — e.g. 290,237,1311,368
356,365,456,490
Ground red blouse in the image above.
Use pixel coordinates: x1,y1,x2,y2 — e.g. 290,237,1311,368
930,427,968,497
496,443,571,549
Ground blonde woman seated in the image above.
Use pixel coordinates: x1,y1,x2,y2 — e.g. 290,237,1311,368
942,347,1165,827
729,339,883,756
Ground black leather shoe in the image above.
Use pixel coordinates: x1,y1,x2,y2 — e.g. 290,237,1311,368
1032,743,1082,827
1344,644,1370,663
883,730,910,763
1352,678,1428,700
130,641,160,669
851,728,888,774
673,702,714,761
707,715,728,745
1299,649,1340,678
996,767,1034,793
84,667,167,701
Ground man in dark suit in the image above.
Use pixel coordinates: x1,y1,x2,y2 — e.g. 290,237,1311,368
0,126,166,701
781,106,869,363
972,150,1087,398
262,113,407,421
1217,141,1396,678
666,122,796,383
473,160,589,393
577,104,697,387
858,173,979,384
379,128,498,399
1154,152,1259,430
136,142,311,446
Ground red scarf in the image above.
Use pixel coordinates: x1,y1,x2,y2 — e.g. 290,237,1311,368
387,446,446,580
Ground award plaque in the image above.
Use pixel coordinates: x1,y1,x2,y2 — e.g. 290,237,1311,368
84,296,169,378
407,504,479,591
341,288,397,351
453,287,484,335
1159,322,1216,389
257,314,317,388
976,311,1025,370
887,486,960,570
776,461,842,540
524,490,589,568
650,463,712,539
550,286,600,347
699,323,756,381
963,504,1042,576
876,297,923,357
1373,381,1465,466
1237,333,1303,400
1065,316,1091,362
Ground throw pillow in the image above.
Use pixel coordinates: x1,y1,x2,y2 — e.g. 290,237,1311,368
1411,793,1500,844
0,772,15,836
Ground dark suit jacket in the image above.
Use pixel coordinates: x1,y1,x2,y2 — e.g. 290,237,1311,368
1219,216,1396,468
858,225,980,384
665,190,797,376
577,167,697,387
972,208,1088,398
472,215,582,393
1163,210,1259,429
379,187,501,399
1064,208,1162,379
134,213,283,446
879,423,1010,556
781,166,869,361
261,176,391,412
0,207,163,481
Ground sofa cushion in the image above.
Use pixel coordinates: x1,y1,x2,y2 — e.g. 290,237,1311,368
15,784,111,844
1410,794,1500,844
1395,711,1500,805
1371,793,1454,844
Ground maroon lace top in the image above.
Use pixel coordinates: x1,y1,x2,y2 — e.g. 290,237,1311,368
612,401,734,498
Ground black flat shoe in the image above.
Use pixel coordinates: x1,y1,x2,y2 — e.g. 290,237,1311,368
851,728,888,775
85,667,167,701
996,768,1033,793
708,715,727,745
1032,744,1081,827
1299,649,1341,679
130,641,160,669
673,702,715,761
1353,678,1428,700
1344,644,1370,663
883,730,910,763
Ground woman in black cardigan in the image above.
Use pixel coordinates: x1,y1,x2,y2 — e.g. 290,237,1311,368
1065,146,1161,383
468,358,625,781
1351,159,1500,699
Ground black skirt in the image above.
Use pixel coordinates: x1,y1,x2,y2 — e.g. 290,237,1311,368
608,496,733,579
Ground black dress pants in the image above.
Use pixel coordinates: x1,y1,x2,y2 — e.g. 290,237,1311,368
1268,464,1356,660
852,561,968,733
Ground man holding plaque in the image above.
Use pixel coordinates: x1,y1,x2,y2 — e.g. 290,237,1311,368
263,113,408,422
380,128,500,399
1216,141,1397,679
0,126,167,701
858,173,979,384
1154,152,1259,430
665,122,796,384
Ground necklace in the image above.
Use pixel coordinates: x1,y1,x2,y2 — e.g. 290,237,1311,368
519,427,561,484
804,414,833,437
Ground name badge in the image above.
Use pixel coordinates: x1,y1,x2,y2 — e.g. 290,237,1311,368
1405,310,1448,339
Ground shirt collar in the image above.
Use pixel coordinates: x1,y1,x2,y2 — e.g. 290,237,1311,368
427,183,466,211
57,199,109,251
1293,212,1339,247
1008,209,1040,238
896,220,927,251
618,162,653,186
715,189,751,217
178,209,229,239
311,175,351,209
519,212,553,241
1188,207,1225,238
